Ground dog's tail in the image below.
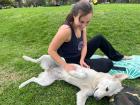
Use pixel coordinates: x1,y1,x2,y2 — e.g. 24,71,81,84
19,77,36,89
23,56,40,63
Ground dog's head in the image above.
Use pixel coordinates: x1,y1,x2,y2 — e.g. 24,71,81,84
93,74,128,100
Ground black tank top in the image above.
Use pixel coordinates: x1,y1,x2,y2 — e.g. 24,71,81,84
58,23,83,64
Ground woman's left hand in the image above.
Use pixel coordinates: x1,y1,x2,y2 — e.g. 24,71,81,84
80,59,90,68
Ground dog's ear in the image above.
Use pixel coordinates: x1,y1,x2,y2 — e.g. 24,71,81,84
112,74,128,81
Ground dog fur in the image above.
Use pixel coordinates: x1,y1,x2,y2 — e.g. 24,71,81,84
19,55,128,105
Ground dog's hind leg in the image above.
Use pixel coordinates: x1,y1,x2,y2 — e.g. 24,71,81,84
19,72,56,89
22,55,57,70
19,77,56,89
19,77,37,89
22,56,42,63
22,55,52,64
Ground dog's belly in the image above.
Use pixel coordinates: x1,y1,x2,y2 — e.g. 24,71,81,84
52,65,99,89
63,76,90,89
61,71,97,89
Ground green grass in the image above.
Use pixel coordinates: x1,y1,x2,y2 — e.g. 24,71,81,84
0,4,140,105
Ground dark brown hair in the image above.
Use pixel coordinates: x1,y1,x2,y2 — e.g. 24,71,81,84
65,1,93,25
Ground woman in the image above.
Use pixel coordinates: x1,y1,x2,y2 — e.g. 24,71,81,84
48,1,128,72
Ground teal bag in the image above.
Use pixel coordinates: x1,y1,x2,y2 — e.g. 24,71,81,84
90,55,140,79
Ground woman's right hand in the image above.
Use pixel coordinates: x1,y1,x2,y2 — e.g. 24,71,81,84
63,63,76,71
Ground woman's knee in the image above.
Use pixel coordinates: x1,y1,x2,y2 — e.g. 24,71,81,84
90,34,105,42
94,34,105,39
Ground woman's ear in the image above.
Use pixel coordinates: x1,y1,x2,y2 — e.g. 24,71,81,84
113,74,128,81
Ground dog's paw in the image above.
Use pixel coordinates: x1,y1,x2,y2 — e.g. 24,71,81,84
23,56,31,61
22,55,38,63
19,83,25,89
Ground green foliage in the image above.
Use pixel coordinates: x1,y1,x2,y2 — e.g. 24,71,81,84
0,0,13,5
24,0,46,7
129,0,140,3
0,4,140,105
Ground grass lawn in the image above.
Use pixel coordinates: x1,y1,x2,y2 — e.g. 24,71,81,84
0,4,140,105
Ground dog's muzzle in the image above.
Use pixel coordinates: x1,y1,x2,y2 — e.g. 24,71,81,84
93,87,102,100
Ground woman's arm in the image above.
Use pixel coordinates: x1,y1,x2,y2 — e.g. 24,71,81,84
80,28,87,61
80,28,90,68
48,25,76,71
48,25,70,66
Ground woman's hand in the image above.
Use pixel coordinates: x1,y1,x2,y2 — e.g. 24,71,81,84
63,63,76,71
80,59,90,68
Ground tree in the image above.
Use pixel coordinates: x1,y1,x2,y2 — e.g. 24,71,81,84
15,0,23,7
0,0,13,6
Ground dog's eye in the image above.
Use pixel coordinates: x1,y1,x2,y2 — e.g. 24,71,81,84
106,87,109,92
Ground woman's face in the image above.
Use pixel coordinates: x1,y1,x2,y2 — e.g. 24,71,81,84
73,12,92,30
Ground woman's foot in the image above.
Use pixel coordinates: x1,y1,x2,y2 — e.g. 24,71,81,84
122,56,132,60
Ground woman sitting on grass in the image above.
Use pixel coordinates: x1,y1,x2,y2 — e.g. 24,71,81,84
48,1,129,72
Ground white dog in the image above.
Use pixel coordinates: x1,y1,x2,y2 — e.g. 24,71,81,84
19,55,128,105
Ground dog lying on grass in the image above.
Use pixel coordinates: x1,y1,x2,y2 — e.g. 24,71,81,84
19,55,128,105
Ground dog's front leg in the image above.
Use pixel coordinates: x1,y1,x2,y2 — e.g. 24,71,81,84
76,90,88,105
